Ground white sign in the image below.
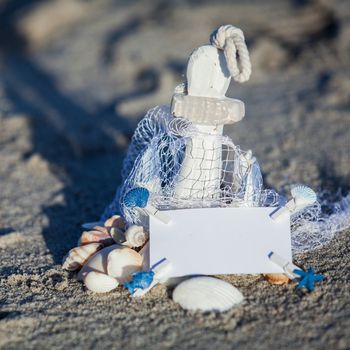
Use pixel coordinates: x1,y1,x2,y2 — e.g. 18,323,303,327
150,207,291,277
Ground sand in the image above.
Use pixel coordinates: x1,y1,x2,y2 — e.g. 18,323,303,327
0,1,349,349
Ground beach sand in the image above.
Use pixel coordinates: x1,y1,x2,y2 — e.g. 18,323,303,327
0,1,349,349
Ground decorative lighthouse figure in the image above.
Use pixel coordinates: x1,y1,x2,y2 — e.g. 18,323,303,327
172,25,252,202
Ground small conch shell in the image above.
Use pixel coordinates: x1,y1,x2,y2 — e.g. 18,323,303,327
107,247,143,283
62,243,102,271
173,276,244,312
84,271,119,293
79,226,113,246
124,225,149,248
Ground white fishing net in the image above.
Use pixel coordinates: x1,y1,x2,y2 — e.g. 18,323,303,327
102,105,350,255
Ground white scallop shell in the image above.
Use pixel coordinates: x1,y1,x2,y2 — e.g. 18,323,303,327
173,277,244,312
84,271,119,293
107,247,143,283
62,243,102,271
124,225,149,248
291,185,317,207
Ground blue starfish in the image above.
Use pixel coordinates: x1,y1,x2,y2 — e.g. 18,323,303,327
293,267,324,292
124,271,155,294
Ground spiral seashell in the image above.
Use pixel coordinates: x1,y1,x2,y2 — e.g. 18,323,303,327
107,247,143,283
173,276,244,312
291,185,317,207
124,225,149,248
62,243,102,271
84,271,119,293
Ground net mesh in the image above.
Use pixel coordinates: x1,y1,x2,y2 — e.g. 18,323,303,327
102,105,349,255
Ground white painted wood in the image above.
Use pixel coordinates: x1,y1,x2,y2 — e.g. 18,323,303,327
187,45,230,98
174,124,223,200
173,44,245,201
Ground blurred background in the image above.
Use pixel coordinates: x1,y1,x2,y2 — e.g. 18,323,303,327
0,0,349,262
0,1,349,348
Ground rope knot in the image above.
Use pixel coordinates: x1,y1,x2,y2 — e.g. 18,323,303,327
210,25,251,83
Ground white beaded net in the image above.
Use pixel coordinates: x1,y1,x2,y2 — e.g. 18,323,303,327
102,105,349,255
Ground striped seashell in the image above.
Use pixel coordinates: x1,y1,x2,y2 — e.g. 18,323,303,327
81,221,104,230
124,225,149,248
62,243,102,271
79,227,114,246
291,185,317,207
84,271,119,293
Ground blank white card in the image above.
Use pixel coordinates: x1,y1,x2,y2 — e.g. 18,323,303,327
150,207,291,277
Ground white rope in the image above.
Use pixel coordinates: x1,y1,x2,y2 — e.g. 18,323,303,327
210,25,252,83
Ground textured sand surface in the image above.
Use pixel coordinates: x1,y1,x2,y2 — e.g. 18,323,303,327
0,1,349,349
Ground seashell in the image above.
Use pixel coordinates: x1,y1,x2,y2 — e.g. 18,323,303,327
79,227,114,246
124,225,149,248
123,187,149,208
264,273,290,285
107,247,143,283
81,221,104,230
109,227,126,244
291,185,317,208
173,276,244,312
77,244,142,284
84,271,119,293
77,244,121,281
62,243,102,271
104,215,126,230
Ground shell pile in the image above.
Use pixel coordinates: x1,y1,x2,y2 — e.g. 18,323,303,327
62,216,245,314
62,215,148,293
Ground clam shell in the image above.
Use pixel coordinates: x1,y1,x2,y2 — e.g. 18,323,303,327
62,243,102,271
77,244,121,281
77,244,142,284
264,273,290,285
173,277,244,312
107,247,143,283
84,271,119,293
124,225,149,248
